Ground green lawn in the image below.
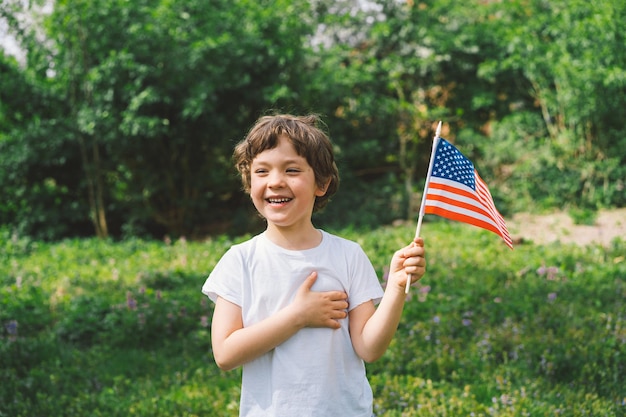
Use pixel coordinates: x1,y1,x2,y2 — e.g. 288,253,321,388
1,223,624,416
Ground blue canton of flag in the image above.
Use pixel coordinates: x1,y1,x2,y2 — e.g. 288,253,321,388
432,140,476,188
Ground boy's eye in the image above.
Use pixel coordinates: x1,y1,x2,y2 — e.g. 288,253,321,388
286,168,300,173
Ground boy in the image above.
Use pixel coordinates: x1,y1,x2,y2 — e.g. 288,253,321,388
202,114,426,416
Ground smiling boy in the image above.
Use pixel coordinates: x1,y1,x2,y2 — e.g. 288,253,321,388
202,114,426,417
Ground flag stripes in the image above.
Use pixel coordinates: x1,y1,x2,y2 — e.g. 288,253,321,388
424,177,508,240
422,138,513,249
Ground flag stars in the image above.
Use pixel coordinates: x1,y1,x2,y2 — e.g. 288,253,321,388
431,139,476,188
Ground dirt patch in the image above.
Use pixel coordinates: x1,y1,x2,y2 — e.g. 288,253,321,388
508,208,626,247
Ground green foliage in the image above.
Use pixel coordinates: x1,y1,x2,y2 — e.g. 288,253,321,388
568,207,598,226
0,49,88,239
314,172,406,230
1,0,625,240
1,0,317,239
1,227,624,415
477,0,626,212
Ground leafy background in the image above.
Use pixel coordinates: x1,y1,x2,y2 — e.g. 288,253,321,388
1,0,625,240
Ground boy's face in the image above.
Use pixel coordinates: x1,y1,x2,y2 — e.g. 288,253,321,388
249,135,327,231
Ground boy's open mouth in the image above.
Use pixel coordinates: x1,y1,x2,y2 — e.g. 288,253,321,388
267,198,292,204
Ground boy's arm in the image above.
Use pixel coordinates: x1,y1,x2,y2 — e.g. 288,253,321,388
349,238,425,363
211,271,348,371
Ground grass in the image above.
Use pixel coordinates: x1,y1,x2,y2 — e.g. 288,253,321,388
1,222,625,416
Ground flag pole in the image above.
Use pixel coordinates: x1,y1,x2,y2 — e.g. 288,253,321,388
406,121,442,294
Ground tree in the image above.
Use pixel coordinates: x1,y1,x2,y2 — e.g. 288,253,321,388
1,0,318,238
308,0,491,221
477,0,626,210
0,26,91,239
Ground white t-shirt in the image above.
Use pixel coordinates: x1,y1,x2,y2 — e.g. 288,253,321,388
202,230,384,417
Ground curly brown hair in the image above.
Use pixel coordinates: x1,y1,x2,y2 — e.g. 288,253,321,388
233,114,340,212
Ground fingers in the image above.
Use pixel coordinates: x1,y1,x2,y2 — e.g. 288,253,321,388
309,297,348,329
407,238,425,255
329,296,349,312
403,249,426,272
300,271,318,291
324,302,348,329
299,272,348,300
406,237,425,260
392,239,427,290
295,271,349,329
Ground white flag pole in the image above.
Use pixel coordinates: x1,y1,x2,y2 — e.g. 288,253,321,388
406,121,442,294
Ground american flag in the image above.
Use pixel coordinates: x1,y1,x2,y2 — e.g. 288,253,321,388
424,138,513,249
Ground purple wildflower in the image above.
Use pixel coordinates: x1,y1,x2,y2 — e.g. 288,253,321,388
5,320,18,335
546,266,559,280
538,264,560,280
418,285,431,302
126,292,137,310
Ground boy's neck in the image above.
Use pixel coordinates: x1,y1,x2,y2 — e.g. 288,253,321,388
265,223,322,250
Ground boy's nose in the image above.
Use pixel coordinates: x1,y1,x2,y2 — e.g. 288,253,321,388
268,172,285,188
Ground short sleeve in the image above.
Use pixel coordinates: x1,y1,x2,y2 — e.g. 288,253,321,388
201,246,244,306
345,242,384,311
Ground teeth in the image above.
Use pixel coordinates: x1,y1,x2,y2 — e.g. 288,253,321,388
268,198,291,203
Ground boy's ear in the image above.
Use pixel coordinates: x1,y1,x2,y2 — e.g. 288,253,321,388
316,179,331,196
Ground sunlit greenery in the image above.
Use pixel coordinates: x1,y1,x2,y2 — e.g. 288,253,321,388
1,224,624,416
1,0,625,240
